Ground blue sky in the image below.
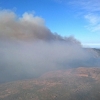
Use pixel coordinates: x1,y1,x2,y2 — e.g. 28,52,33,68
0,0,100,48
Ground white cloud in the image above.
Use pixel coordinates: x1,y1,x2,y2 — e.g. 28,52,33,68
84,14,100,32
69,0,100,12
69,0,100,32
84,14,100,25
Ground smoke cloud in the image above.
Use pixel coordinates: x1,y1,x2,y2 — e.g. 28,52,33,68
0,9,67,42
0,10,99,83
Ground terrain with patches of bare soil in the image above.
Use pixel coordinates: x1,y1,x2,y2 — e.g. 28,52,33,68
0,67,100,100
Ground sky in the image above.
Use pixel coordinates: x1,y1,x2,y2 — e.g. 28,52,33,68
0,0,100,48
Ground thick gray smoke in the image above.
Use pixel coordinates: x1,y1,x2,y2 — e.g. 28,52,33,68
0,10,99,83
0,10,66,41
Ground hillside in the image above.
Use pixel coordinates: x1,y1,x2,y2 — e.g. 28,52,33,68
93,48,100,56
0,67,100,100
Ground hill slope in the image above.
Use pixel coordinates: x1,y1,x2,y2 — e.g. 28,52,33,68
0,67,100,100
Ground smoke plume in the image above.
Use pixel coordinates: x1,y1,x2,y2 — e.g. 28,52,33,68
0,10,99,83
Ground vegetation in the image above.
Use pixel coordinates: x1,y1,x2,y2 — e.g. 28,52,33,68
0,67,100,100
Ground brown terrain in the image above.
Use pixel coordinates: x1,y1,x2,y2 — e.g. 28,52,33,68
0,67,100,100
41,67,100,80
